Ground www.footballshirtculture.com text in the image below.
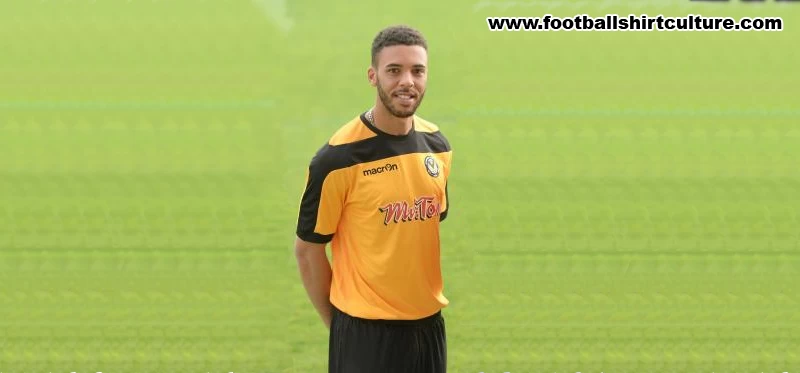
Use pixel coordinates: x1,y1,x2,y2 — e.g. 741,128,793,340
486,14,784,31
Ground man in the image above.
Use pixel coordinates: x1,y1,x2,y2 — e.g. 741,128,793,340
293,25,452,373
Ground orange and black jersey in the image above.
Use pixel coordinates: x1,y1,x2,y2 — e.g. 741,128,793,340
296,112,452,320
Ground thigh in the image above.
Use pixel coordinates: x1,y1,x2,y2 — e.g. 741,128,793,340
329,309,415,373
414,314,447,373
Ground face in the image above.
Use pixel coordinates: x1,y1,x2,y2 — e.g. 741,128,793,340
368,45,428,118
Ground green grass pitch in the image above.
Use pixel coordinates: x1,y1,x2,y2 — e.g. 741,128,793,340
1,0,799,372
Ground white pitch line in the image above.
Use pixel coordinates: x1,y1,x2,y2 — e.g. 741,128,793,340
252,0,295,34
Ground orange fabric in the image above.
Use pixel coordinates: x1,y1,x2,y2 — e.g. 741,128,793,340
297,114,452,320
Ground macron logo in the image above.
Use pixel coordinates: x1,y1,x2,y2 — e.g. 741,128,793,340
362,163,399,176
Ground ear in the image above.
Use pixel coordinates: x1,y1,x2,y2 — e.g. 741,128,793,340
367,66,377,87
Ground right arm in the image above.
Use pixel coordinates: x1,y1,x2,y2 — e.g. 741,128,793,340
294,144,347,330
294,236,333,329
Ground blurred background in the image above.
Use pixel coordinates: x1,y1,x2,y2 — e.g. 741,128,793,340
1,0,799,372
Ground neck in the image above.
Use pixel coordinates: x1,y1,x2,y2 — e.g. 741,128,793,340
371,103,413,136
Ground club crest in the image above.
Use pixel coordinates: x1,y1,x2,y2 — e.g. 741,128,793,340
424,155,439,177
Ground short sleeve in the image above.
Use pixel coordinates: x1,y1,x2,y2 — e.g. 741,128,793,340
439,182,449,222
296,152,349,243
439,151,451,222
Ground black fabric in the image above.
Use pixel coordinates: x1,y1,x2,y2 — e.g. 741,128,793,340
328,306,447,373
440,182,449,222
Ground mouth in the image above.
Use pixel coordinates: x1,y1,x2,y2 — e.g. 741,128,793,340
393,92,417,105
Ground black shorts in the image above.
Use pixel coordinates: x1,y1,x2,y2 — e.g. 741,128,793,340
328,305,447,373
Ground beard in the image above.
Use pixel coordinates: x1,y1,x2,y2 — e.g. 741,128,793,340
376,78,425,118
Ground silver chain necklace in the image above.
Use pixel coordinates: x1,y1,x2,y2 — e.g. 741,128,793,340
366,108,375,125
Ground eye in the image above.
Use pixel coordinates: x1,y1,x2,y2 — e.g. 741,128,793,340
387,68,399,74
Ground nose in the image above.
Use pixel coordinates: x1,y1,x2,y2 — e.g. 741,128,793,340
399,71,414,88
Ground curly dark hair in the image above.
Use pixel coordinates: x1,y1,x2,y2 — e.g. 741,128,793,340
371,25,428,67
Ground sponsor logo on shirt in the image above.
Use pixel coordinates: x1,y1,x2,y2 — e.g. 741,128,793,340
378,196,441,225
